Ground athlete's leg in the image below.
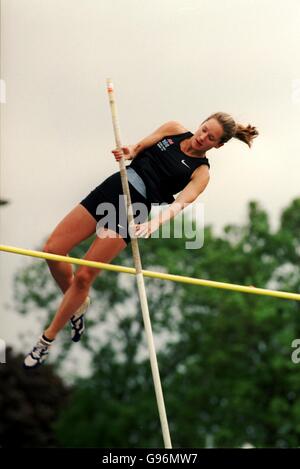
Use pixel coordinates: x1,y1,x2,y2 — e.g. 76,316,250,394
43,204,97,293
44,229,127,339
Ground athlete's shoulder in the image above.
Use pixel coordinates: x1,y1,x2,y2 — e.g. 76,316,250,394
191,163,210,182
162,121,190,136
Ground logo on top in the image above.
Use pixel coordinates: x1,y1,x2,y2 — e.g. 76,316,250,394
157,138,174,152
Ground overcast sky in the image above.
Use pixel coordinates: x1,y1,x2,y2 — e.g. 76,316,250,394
1,0,300,348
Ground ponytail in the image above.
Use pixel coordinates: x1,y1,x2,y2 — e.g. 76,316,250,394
234,123,259,148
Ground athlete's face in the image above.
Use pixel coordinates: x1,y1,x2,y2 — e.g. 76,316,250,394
192,118,224,152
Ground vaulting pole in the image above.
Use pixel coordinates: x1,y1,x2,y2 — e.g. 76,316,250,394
106,78,172,448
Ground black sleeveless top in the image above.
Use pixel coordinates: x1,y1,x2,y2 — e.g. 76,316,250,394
129,132,210,204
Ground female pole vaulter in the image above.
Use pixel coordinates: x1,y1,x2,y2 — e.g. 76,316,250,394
24,113,258,368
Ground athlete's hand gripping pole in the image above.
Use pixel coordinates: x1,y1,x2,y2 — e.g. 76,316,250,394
106,78,172,449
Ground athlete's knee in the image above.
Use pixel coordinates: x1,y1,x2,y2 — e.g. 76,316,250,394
74,268,98,290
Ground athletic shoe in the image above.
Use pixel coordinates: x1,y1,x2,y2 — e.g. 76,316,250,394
70,296,90,342
23,335,53,369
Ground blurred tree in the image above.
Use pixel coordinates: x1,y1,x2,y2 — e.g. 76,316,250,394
11,199,300,447
0,199,9,206
0,347,70,447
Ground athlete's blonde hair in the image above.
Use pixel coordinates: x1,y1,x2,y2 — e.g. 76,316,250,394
204,112,259,147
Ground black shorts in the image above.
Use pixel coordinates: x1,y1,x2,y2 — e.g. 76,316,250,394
80,171,151,245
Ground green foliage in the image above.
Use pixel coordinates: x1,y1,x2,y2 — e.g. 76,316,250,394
11,199,300,447
0,348,70,447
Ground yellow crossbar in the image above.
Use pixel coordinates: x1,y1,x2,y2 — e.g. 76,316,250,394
1,244,300,301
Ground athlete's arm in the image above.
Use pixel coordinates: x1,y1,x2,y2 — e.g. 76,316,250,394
151,166,210,230
112,121,185,161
